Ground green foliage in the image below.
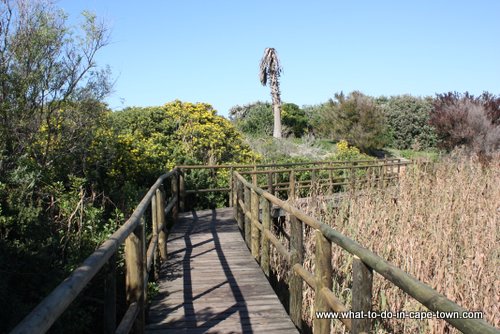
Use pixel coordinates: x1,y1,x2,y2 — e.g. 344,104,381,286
282,103,309,137
230,101,309,138
316,92,389,152
230,101,273,136
378,95,437,150
89,101,259,210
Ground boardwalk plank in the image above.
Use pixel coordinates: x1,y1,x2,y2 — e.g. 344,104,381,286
146,208,298,334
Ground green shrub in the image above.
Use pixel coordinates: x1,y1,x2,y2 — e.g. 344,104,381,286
378,95,437,150
318,91,389,152
229,102,273,136
282,103,309,137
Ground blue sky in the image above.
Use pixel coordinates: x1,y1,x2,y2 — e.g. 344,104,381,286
59,0,500,117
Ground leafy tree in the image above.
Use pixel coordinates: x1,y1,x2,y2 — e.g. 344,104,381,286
378,95,437,150
259,47,283,138
318,91,389,152
282,103,309,137
0,0,110,172
0,1,112,331
230,101,309,138
229,101,273,136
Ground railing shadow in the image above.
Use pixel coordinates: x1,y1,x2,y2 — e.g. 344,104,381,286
150,209,254,333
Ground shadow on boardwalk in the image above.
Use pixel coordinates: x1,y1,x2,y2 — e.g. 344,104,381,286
146,208,298,334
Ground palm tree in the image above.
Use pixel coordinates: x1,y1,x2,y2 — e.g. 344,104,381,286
259,47,283,138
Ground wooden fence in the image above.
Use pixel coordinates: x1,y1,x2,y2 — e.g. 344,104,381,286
232,170,499,334
11,170,181,334
10,159,399,334
10,159,499,334
177,158,403,209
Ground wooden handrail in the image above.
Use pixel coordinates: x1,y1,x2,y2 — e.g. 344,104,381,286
11,169,179,334
14,159,495,334
232,169,499,334
178,159,408,209
175,158,401,170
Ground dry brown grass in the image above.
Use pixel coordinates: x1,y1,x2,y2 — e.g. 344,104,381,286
272,154,499,333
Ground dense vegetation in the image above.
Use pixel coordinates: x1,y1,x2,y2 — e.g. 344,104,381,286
231,91,499,157
1,1,498,333
0,2,256,332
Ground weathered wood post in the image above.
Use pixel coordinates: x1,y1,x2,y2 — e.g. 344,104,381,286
236,179,245,233
104,253,116,334
125,219,145,333
289,214,303,330
179,168,186,212
267,171,274,195
328,169,334,195
314,230,332,334
151,193,159,281
349,163,356,192
289,170,296,199
260,196,271,277
244,185,251,248
229,167,236,207
352,256,373,333
230,167,235,213
311,169,317,204
171,171,179,224
156,188,167,262
250,189,260,261
379,160,385,188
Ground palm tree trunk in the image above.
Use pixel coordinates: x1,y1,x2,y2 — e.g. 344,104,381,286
270,75,282,139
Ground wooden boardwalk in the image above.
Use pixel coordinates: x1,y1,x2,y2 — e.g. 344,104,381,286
146,208,299,334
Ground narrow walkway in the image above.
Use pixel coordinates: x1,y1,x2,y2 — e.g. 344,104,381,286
146,208,299,334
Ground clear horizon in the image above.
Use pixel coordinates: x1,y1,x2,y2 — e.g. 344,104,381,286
59,0,500,117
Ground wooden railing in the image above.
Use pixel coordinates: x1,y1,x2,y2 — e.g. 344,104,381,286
176,158,403,209
232,170,499,334
12,159,497,334
11,169,181,334
9,159,398,334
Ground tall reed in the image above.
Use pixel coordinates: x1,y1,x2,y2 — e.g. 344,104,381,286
286,155,498,333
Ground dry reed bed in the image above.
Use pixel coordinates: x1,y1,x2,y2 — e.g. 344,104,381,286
273,156,499,333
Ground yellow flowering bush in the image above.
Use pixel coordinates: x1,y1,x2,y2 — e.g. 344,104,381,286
335,139,372,161
87,101,259,209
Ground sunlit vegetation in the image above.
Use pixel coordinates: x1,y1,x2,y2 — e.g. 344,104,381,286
1,0,499,332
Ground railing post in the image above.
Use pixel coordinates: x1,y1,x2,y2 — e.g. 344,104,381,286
179,168,186,212
156,188,167,262
352,256,373,333
267,171,274,195
151,193,159,281
311,169,317,203
289,215,303,330
250,189,260,261
104,253,116,334
314,230,332,334
328,169,333,195
244,185,251,248
172,172,179,224
260,196,271,277
125,219,145,333
236,179,244,233
231,168,236,214
349,163,356,192
289,170,296,199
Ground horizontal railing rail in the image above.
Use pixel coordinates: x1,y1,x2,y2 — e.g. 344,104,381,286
232,171,499,334
176,159,408,210
11,169,182,334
